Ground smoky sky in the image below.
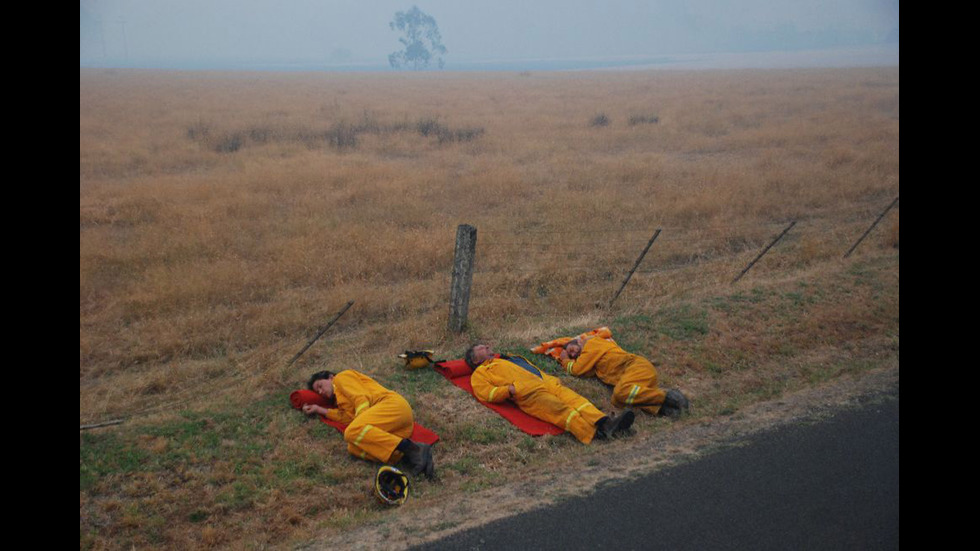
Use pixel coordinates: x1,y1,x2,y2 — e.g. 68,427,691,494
79,0,899,70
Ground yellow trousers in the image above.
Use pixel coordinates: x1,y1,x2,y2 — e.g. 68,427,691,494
342,394,414,463
516,379,606,444
610,356,666,415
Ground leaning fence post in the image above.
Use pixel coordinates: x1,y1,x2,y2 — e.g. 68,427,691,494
286,300,355,367
609,229,661,306
448,224,477,333
843,196,899,259
732,221,796,284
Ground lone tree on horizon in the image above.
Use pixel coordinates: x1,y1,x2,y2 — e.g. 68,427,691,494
388,5,447,70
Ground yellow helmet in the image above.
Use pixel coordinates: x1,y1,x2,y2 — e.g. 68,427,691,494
398,350,435,370
374,465,410,506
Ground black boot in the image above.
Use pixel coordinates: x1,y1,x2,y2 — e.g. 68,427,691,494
615,409,636,435
400,441,434,478
594,416,611,440
663,389,690,412
596,409,635,439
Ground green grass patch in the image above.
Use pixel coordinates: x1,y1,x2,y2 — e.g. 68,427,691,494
461,477,496,493
612,305,708,349
80,396,281,497
784,290,813,308
381,364,446,403
80,431,150,491
654,304,710,341
446,456,482,475
708,286,770,313
517,435,539,453
216,480,260,511
455,422,510,445
273,455,340,486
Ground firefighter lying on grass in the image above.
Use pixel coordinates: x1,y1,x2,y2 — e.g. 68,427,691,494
558,336,689,417
464,343,635,444
302,369,435,479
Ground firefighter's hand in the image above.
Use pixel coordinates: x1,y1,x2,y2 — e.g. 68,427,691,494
302,404,325,416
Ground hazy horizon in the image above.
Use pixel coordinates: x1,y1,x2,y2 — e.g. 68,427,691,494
80,1,899,71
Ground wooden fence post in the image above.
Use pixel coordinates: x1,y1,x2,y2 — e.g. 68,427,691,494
609,229,661,306
448,224,477,333
843,196,899,259
732,221,796,284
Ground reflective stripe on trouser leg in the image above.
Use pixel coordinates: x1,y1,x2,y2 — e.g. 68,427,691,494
613,382,666,409
354,424,374,447
611,359,666,412
564,410,580,430
547,382,605,426
626,385,640,406
344,396,414,463
518,389,597,444
346,424,387,463
562,407,597,444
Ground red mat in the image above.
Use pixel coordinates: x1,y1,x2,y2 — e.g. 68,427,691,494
433,358,565,436
289,389,440,445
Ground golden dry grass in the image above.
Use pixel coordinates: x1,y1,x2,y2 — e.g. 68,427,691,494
80,66,898,550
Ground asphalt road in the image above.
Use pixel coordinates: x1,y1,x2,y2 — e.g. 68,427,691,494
412,396,899,551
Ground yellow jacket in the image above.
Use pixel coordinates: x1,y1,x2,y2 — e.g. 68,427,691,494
560,338,632,381
324,370,400,424
471,355,557,403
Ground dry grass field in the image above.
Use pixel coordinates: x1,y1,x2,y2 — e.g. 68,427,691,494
80,66,898,550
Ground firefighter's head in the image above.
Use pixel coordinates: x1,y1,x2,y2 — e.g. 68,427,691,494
307,370,336,399
564,338,583,359
464,343,494,369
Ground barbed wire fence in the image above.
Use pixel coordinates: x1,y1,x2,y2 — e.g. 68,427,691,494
447,196,898,332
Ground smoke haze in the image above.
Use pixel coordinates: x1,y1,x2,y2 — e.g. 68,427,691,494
79,0,899,70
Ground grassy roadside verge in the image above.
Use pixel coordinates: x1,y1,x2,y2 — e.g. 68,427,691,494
80,252,897,550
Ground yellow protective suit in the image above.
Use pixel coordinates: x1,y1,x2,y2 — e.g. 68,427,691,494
324,370,414,463
559,338,666,414
470,355,606,444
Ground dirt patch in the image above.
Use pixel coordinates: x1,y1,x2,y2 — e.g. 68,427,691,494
299,362,898,550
